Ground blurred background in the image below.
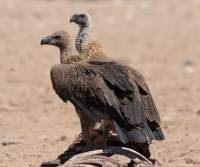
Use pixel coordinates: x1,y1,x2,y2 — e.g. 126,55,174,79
0,0,200,166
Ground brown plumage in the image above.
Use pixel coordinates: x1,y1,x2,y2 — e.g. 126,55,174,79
41,30,133,150
41,29,164,152
63,55,84,64
70,11,165,148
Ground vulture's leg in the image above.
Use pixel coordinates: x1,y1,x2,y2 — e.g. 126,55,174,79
75,108,96,151
97,119,114,149
83,121,96,151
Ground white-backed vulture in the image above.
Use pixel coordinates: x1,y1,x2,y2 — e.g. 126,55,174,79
41,29,164,155
70,11,165,149
41,30,160,152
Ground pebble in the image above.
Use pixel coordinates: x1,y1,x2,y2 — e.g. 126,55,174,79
2,140,24,146
184,66,195,74
184,59,195,66
162,116,171,121
0,104,16,112
184,59,195,74
60,135,67,141
38,135,48,141
169,158,175,163
190,152,195,155
56,135,67,141
1,154,7,158
20,55,28,62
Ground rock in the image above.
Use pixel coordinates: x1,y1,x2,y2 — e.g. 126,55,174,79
185,158,194,164
184,66,195,74
43,100,52,104
39,135,48,141
190,152,195,155
162,116,171,121
0,104,16,112
1,154,7,157
184,59,195,74
57,135,67,141
2,139,24,146
20,55,28,62
184,59,195,66
169,158,175,163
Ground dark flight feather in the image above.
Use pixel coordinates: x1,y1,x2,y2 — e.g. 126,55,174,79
50,57,164,144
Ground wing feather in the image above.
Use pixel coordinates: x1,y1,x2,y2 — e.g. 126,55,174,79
50,60,164,143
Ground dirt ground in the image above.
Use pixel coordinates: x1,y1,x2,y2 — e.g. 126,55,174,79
0,0,200,166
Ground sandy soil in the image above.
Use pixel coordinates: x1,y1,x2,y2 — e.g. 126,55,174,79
0,0,200,166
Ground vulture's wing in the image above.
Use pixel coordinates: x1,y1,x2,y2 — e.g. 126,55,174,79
88,60,163,141
88,59,161,125
127,67,164,141
129,68,161,125
50,62,146,123
51,62,164,143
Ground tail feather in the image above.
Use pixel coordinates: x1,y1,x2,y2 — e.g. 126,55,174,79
112,120,129,144
113,118,164,143
157,128,165,139
153,128,165,141
128,124,156,143
141,125,155,142
129,129,143,143
153,131,161,141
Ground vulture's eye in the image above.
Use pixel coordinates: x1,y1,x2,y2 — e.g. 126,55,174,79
80,15,84,18
53,36,61,39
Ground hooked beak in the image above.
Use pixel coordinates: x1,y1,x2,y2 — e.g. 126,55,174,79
41,36,51,45
70,14,77,23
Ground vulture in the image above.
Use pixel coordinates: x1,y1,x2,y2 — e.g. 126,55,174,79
69,11,165,146
41,30,147,151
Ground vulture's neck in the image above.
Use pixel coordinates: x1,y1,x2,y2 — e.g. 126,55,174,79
76,25,91,54
60,45,72,64
60,45,84,64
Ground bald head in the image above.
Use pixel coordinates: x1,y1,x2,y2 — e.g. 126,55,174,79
70,11,91,28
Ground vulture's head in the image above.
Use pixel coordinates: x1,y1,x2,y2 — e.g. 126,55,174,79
70,11,91,28
41,30,72,49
